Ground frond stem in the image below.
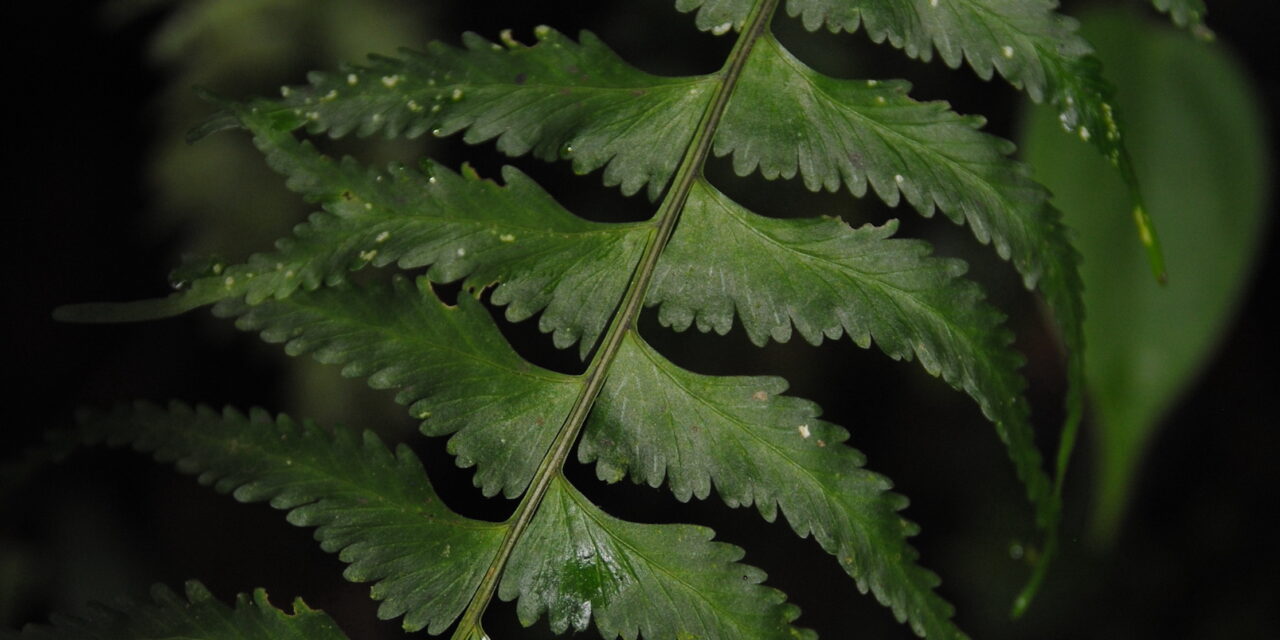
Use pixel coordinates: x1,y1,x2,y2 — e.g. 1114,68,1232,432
449,1,780,636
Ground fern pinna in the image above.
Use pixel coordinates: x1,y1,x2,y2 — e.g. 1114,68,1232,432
32,0,1166,638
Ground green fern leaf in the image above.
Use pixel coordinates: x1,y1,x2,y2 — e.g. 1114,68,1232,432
500,475,812,639
581,333,962,639
681,12,1080,545
70,401,814,640
681,0,1156,269
181,107,647,356
41,0,1137,635
14,581,347,640
214,277,580,498
718,34,1062,289
221,266,968,635
648,180,1049,522
74,402,506,634
244,27,715,199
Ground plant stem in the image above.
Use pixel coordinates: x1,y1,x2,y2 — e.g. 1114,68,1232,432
449,1,780,636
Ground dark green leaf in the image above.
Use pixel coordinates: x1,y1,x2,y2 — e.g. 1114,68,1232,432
187,107,648,356
216,277,581,498
649,180,1051,522
1019,7,1268,540
74,402,506,634
246,27,715,199
718,34,1066,288
500,475,813,640
15,581,347,640
582,332,965,639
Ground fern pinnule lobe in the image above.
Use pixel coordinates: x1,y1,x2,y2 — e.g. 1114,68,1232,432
215,277,581,499
73,401,506,634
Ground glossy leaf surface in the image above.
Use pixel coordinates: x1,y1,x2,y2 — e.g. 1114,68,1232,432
1020,7,1269,539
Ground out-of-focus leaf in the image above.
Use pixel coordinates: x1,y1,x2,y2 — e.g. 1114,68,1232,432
1018,6,1269,540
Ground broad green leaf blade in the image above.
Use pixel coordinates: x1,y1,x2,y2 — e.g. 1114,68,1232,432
15,581,346,640
499,475,814,640
184,107,648,357
649,180,1052,521
244,27,715,199
15,581,347,640
74,402,506,634
1019,7,1269,541
581,332,965,639
215,277,581,499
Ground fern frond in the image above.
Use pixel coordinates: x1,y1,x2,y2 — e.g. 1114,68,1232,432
214,277,581,498
180,108,648,356
72,401,818,640
706,8,1083,537
238,28,716,200
15,581,348,640
499,475,813,640
73,402,507,634
41,0,1135,635
581,333,964,639
649,180,1051,522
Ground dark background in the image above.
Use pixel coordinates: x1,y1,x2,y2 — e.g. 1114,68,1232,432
4,1,1277,638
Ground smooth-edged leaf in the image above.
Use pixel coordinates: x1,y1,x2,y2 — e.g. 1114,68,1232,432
215,277,581,498
73,402,506,634
1019,7,1269,540
499,475,813,640
244,27,715,199
580,332,964,639
648,179,1051,520
15,581,348,640
180,107,650,356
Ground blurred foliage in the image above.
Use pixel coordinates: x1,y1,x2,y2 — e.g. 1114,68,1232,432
108,0,438,434
1019,5,1269,541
